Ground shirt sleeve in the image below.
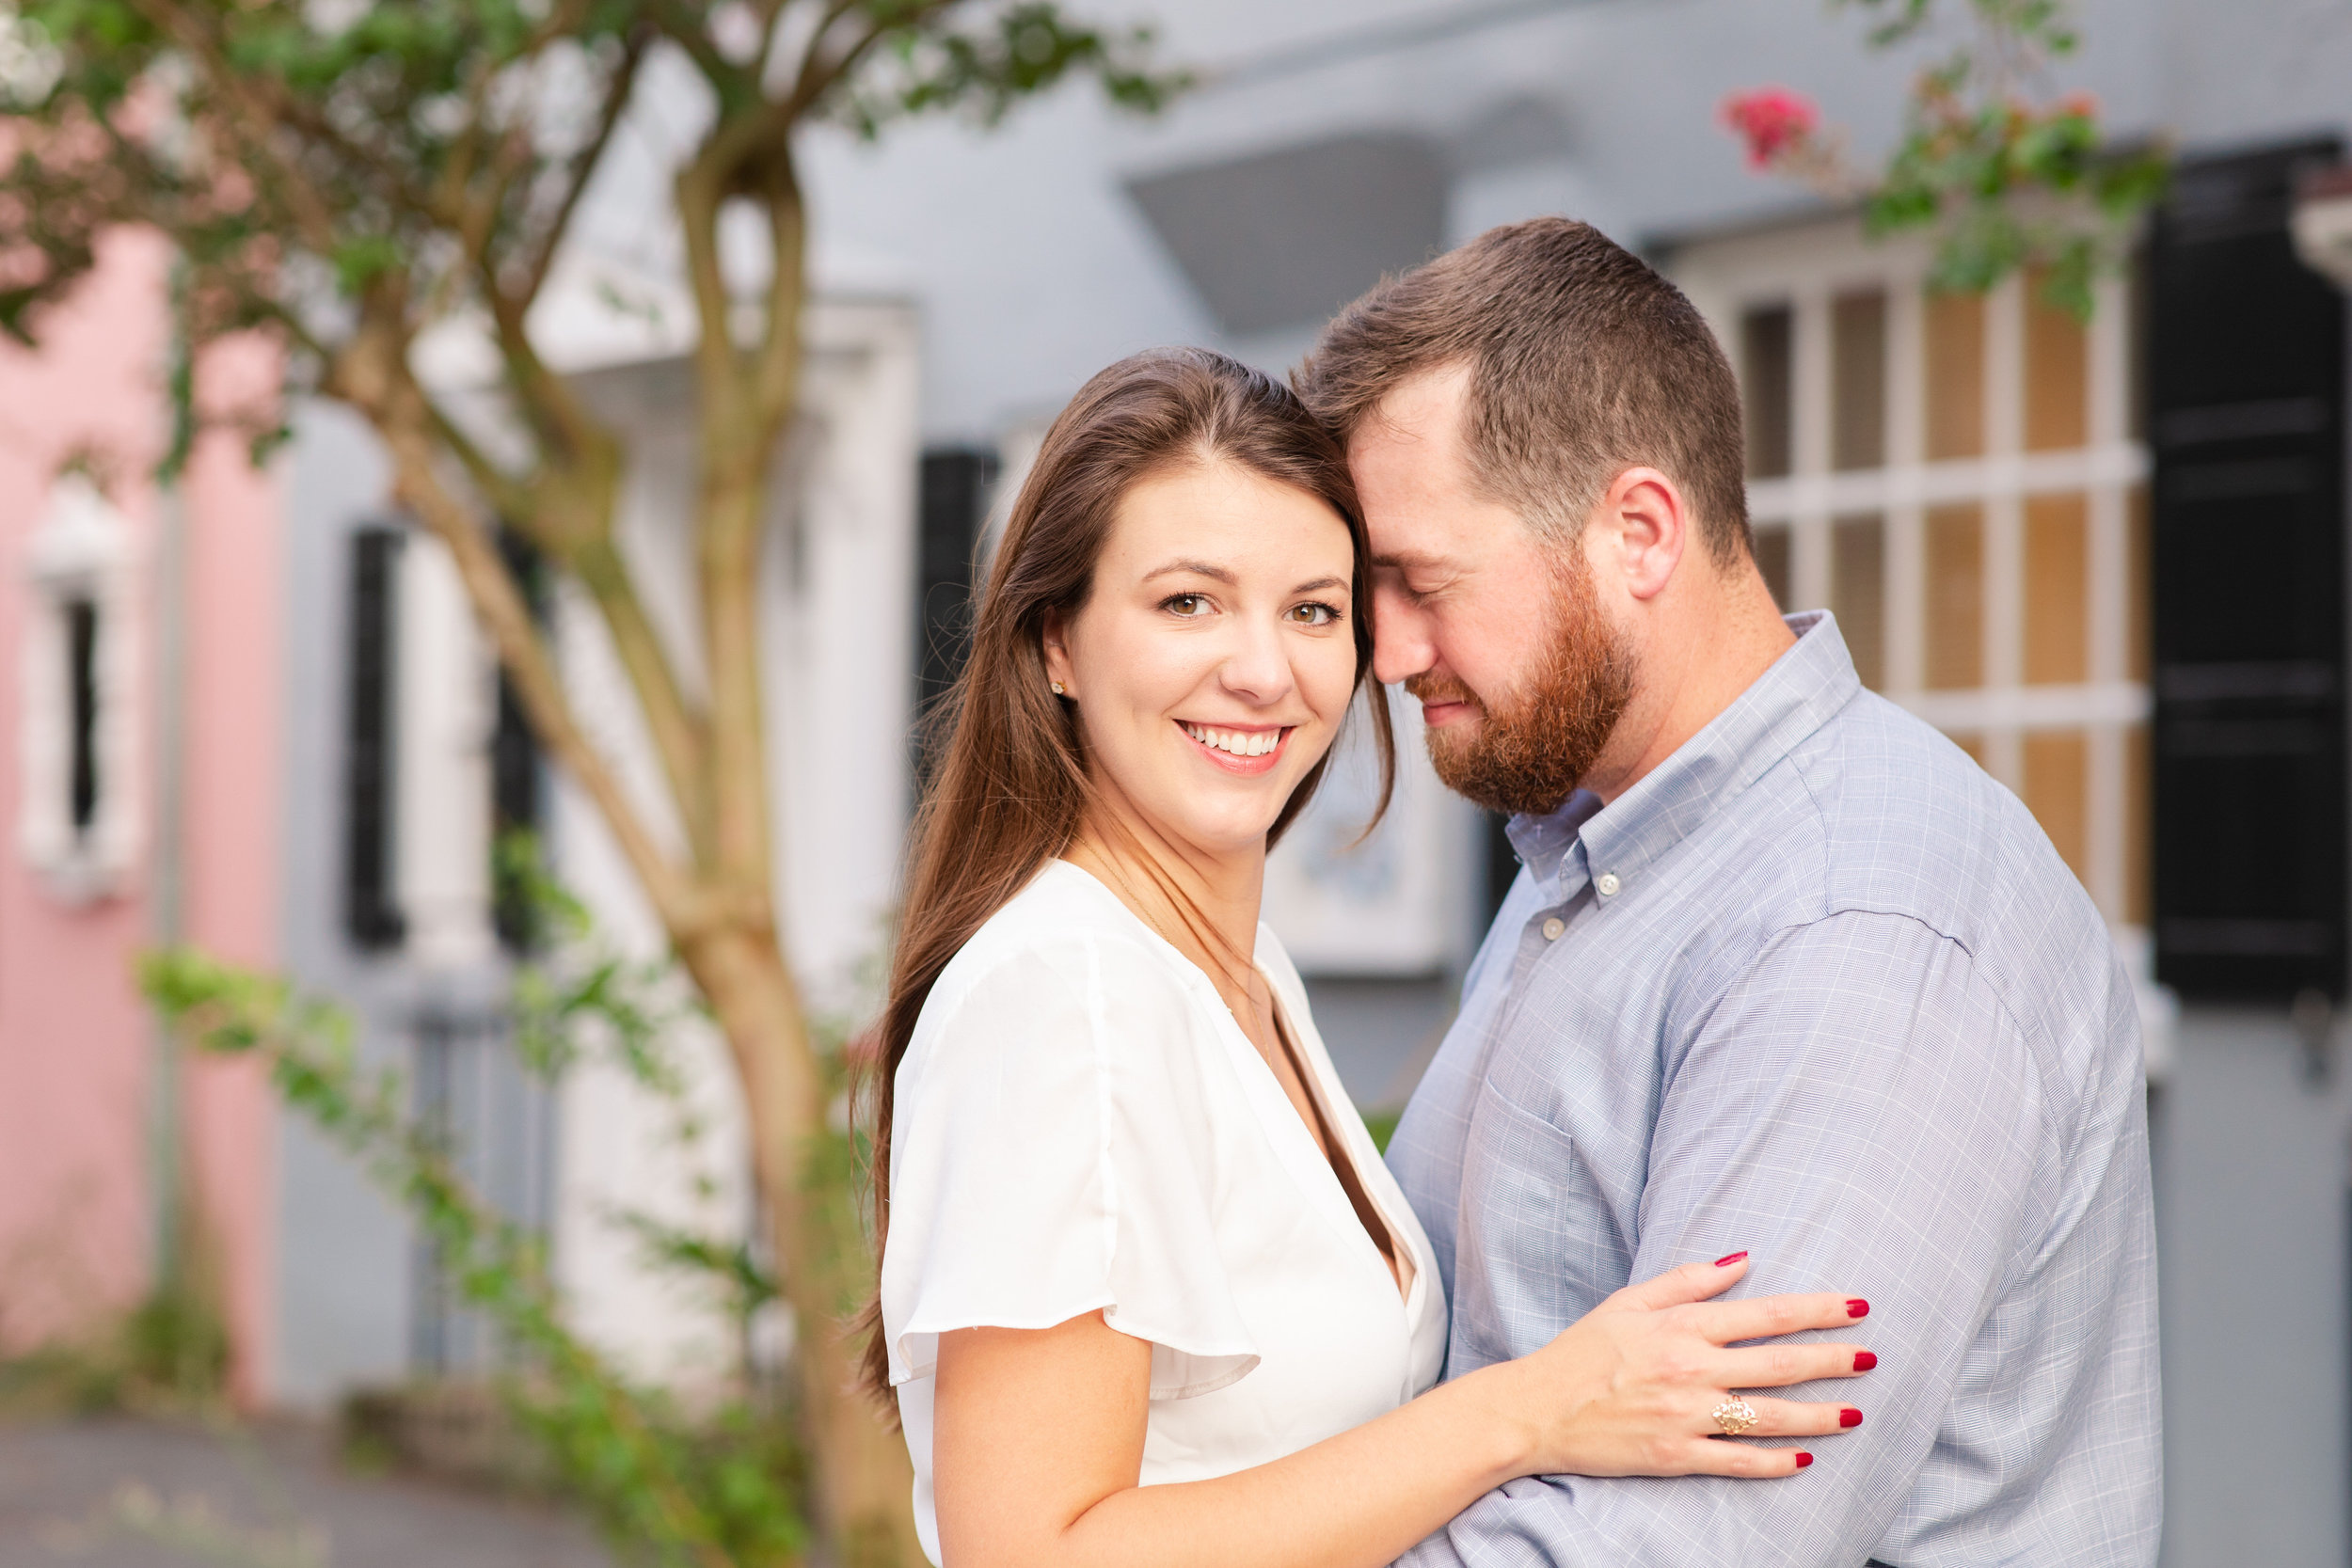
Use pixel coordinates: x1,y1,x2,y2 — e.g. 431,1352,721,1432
1399,910,2049,1568
880,933,1261,1402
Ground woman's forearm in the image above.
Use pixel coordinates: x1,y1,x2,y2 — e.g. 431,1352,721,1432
931,1266,1867,1567
1038,1365,1531,1568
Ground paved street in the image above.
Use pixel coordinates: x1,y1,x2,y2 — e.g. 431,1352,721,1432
0,1416,612,1568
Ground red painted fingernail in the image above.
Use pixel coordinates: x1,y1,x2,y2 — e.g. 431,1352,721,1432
1846,1299,1869,1319
1853,1351,1878,1371
1840,1408,1864,1428
1714,1251,1748,1267
1794,1451,1813,1468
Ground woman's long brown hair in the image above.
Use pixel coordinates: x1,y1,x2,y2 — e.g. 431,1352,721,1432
854,346,1394,1405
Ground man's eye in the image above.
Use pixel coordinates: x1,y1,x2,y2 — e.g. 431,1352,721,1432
1164,594,1210,617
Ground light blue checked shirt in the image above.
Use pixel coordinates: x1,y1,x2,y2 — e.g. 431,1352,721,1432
1388,612,2160,1568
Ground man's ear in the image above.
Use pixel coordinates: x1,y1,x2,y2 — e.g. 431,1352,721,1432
1591,467,1689,602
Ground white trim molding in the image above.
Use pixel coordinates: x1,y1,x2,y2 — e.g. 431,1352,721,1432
17,472,142,904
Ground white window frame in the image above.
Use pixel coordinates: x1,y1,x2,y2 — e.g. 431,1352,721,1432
1671,215,2152,940
17,472,142,904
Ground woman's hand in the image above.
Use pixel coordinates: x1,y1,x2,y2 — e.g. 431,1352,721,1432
1478,1253,1875,1480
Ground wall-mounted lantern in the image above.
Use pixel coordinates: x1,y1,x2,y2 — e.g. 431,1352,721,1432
2292,164,2352,289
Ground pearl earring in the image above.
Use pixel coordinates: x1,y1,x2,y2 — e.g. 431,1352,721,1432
1050,681,1066,696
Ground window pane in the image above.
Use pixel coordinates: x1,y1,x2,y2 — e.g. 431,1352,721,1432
1832,290,1887,470
2024,492,2089,685
1754,525,1790,610
1924,290,1985,461
1925,503,1984,689
1831,513,1885,689
66,597,98,832
2127,484,2151,681
2124,723,2151,925
2024,269,2090,451
2024,729,2090,882
1741,305,1793,479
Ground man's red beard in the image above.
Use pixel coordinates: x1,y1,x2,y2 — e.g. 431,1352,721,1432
1406,556,1637,817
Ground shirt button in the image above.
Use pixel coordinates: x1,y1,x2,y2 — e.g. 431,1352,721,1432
1596,872,1622,897
1541,917,1565,942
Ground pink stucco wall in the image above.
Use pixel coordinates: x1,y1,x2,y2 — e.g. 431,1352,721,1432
0,227,280,1402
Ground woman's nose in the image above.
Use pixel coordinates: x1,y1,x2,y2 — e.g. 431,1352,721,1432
1217,620,1295,703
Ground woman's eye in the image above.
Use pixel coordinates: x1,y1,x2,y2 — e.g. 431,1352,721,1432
1289,601,1341,626
1164,594,1210,617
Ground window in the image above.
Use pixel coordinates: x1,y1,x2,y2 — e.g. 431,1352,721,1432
16,474,139,902
343,519,501,965
1676,223,2152,939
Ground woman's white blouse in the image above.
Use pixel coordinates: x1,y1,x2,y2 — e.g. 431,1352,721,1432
882,861,1446,1564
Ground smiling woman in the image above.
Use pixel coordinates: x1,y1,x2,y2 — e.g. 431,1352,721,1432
857,348,1874,1568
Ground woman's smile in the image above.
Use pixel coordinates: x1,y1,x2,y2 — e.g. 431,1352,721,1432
1179,721,1294,776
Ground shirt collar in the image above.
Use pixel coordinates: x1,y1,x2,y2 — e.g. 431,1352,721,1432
1506,611,1862,909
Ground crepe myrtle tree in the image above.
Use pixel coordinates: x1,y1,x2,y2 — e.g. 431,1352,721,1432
1723,0,2169,320
0,3,1177,1561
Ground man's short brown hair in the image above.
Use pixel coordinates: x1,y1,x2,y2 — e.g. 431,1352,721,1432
1295,217,1751,565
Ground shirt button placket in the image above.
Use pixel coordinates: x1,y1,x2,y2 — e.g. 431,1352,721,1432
1541,917,1565,942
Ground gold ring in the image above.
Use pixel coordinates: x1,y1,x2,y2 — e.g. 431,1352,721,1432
1712,1396,1760,1437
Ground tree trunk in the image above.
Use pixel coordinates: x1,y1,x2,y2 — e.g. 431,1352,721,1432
682,921,925,1568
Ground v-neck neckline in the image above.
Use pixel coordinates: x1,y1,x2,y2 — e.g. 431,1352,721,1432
1047,859,1421,1315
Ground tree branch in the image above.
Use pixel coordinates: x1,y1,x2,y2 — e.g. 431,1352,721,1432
647,1,750,97
670,147,771,902
478,276,621,489
566,532,721,871
750,167,807,436
123,0,343,256
421,394,536,523
787,0,962,120
513,25,652,308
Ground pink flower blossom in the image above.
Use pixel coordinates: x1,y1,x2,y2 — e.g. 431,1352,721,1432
1722,87,1820,169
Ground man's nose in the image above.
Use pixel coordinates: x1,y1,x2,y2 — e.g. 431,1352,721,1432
1371,584,1435,687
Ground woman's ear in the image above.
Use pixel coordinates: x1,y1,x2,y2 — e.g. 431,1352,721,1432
1041,610,1075,698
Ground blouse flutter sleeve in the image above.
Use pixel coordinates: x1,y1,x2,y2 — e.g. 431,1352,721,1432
881,931,1261,1401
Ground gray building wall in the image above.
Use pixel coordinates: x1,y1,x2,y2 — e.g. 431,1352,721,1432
273,399,420,1406
2155,1014,2352,1566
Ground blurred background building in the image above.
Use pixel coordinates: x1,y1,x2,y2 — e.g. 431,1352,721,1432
2,0,2349,1561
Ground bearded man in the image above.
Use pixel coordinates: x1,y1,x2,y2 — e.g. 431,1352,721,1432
1296,218,2160,1567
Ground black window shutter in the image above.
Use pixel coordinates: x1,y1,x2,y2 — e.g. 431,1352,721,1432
914,448,996,779
344,526,407,950
2151,138,2349,1001
490,528,547,953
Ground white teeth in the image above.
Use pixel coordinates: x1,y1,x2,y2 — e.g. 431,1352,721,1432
1184,722,1280,758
